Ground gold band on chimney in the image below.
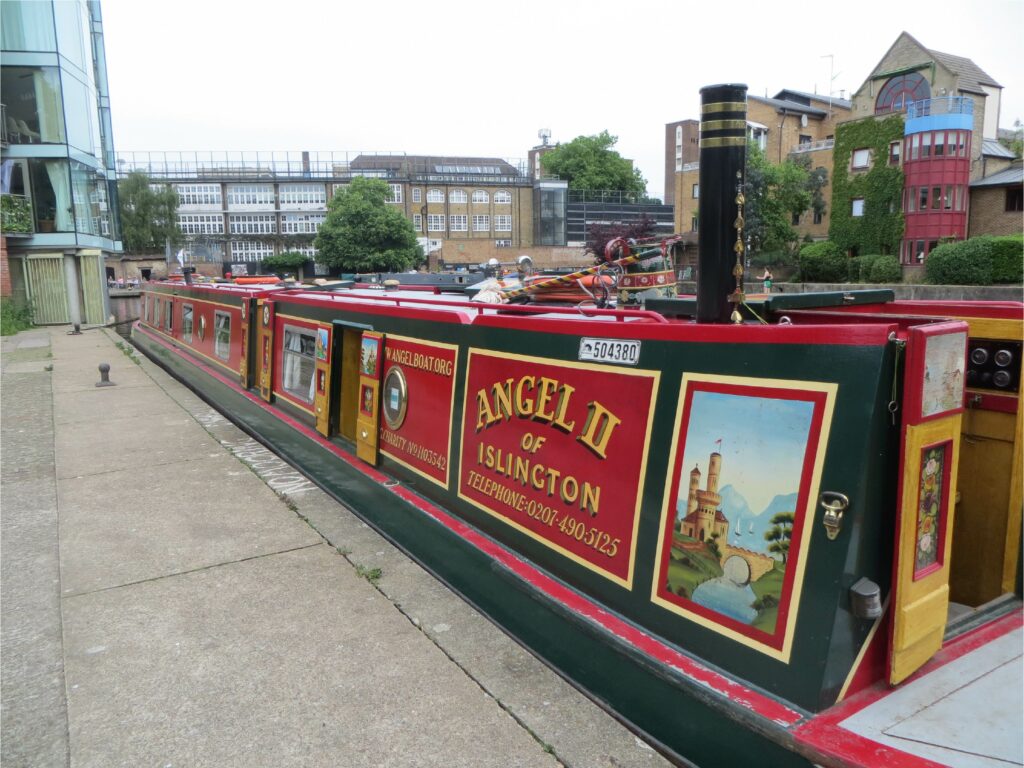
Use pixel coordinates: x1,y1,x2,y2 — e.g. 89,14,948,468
701,102,747,114
700,136,747,148
700,119,747,132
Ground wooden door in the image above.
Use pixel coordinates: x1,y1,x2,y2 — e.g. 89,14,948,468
355,331,384,465
888,322,967,684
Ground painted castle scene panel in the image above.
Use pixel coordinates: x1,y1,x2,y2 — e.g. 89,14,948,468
656,386,818,638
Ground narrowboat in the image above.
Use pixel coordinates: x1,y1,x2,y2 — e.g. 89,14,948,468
132,86,1022,767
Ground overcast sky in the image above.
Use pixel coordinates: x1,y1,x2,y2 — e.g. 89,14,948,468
100,0,1023,199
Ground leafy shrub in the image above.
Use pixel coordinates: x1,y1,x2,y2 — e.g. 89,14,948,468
848,254,880,282
798,241,847,282
0,300,33,336
868,255,902,283
990,234,1023,284
260,251,309,273
925,238,994,285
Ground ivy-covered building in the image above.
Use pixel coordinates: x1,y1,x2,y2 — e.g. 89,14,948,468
836,31,1005,266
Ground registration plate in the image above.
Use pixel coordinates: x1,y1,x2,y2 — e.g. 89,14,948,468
578,338,641,366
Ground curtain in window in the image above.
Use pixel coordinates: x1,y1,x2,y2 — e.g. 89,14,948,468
33,69,64,142
283,332,303,392
44,160,73,231
1,1,57,51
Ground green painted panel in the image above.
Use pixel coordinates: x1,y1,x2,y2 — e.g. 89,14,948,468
25,256,68,324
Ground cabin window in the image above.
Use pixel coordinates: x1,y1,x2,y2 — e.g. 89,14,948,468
182,304,194,342
214,311,231,359
164,300,173,331
282,326,316,403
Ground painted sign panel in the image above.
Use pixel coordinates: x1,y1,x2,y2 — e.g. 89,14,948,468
913,441,952,580
652,373,836,662
458,349,660,588
379,336,458,487
904,323,968,425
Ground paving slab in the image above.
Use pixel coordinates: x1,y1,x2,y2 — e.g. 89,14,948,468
55,410,218,479
53,383,189,425
63,545,557,768
58,451,323,595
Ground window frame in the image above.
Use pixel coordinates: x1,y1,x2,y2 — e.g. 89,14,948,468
851,198,866,217
214,311,231,360
494,214,512,232
182,303,194,343
493,190,512,205
851,148,871,169
427,189,444,203
281,325,317,404
472,190,489,204
449,189,468,204
449,214,468,232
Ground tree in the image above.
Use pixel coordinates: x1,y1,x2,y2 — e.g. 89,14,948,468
997,119,1023,159
118,172,180,253
763,511,795,563
261,250,310,278
539,131,646,195
744,144,814,258
314,177,422,273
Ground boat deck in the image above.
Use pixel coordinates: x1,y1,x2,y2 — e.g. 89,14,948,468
799,611,1023,768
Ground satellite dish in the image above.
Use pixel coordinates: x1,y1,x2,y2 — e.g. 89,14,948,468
800,114,808,128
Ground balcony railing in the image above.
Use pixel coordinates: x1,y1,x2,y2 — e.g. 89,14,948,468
117,151,529,182
790,138,835,154
907,96,974,119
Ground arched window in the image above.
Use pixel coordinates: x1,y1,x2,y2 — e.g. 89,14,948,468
426,188,444,203
875,73,930,115
472,190,489,204
449,189,467,204
494,190,511,204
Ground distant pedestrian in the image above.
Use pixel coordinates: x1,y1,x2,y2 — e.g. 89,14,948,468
758,268,773,293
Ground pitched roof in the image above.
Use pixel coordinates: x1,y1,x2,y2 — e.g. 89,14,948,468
970,162,1023,188
926,47,1001,94
749,94,828,118
772,89,852,111
981,139,1016,159
350,154,521,176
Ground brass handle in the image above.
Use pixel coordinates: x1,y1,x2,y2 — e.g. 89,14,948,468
819,492,849,541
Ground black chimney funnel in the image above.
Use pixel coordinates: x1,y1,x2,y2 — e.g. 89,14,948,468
696,84,748,324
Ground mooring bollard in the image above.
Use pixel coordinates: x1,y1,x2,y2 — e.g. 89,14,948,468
96,363,116,387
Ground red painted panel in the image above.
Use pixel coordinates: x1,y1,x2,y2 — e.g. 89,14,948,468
458,350,658,586
379,337,457,485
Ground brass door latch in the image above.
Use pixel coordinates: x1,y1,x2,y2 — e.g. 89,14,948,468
819,492,850,540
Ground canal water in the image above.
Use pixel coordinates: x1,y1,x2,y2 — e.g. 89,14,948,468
109,293,140,340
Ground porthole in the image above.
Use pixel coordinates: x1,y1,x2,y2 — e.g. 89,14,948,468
970,348,989,366
993,370,1012,388
382,366,408,430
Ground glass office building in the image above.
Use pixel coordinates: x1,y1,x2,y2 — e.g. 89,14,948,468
1,0,120,324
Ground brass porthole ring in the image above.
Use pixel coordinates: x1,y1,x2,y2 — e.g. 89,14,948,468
382,366,408,430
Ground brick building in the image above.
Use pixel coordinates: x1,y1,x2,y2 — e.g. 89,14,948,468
969,163,1023,237
840,31,1005,264
672,90,851,241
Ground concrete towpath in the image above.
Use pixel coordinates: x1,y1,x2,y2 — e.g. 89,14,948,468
0,326,673,768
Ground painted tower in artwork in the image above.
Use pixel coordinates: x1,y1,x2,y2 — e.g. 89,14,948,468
679,452,730,544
